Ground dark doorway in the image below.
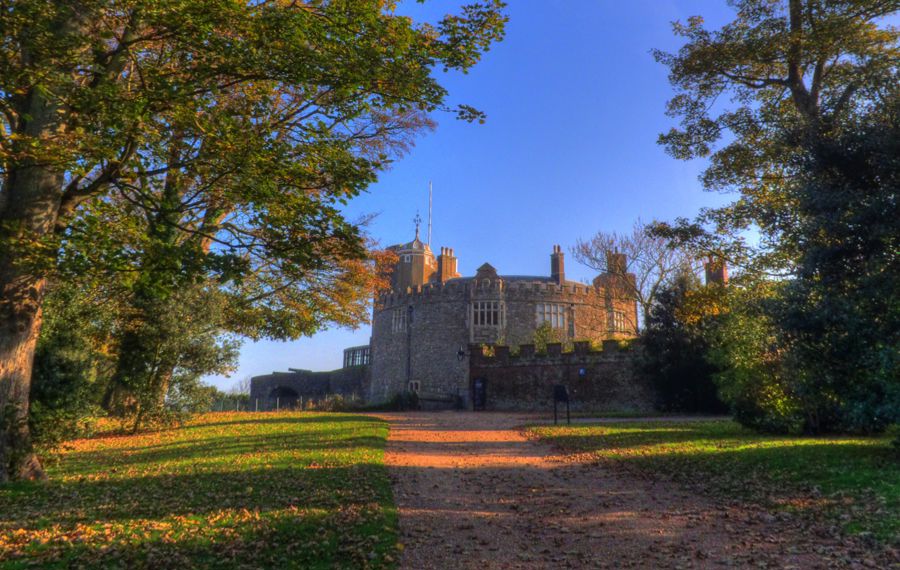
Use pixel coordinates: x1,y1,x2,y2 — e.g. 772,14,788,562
269,386,300,409
472,377,487,411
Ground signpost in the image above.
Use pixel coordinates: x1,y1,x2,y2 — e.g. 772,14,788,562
553,384,570,425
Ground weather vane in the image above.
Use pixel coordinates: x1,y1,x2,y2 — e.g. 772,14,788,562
413,211,422,239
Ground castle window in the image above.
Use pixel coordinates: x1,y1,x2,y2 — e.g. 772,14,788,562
343,346,370,367
536,303,566,329
610,310,627,332
472,301,502,327
392,308,407,332
408,381,420,393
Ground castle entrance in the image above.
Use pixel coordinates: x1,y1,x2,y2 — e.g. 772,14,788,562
472,377,487,410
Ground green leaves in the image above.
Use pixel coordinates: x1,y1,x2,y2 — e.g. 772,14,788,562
653,2,899,440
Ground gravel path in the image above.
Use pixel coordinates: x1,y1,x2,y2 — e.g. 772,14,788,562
380,412,887,570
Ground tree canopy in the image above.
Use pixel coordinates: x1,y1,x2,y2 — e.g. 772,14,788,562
0,0,507,481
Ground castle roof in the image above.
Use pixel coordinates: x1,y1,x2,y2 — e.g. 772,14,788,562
392,219,434,255
398,236,432,253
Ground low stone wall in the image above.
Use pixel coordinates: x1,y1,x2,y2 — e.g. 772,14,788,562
468,341,654,412
249,366,369,410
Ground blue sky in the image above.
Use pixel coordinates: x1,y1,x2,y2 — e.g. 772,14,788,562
205,0,738,390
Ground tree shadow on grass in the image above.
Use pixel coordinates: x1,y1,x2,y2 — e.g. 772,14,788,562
61,433,386,477
537,425,899,540
181,413,381,431
1,414,399,569
0,464,388,529
1,465,396,570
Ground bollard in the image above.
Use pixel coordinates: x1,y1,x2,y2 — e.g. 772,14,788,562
276,397,280,411
255,398,258,412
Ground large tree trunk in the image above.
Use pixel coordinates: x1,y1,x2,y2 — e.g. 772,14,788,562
0,84,66,481
0,161,64,481
0,271,47,482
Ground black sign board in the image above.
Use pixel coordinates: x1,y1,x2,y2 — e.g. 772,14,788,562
472,377,487,411
553,384,569,402
553,384,570,425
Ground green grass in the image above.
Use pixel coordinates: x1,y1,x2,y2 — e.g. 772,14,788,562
530,419,899,543
0,412,398,569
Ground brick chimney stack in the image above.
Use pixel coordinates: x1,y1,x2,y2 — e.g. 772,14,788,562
704,255,729,285
437,247,459,283
606,251,627,275
551,245,565,284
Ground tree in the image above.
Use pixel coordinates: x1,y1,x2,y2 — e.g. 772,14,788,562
29,280,113,451
704,280,808,433
775,96,900,433
652,1,899,434
640,268,726,414
572,219,696,328
653,0,898,271
532,321,567,354
0,0,507,481
231,377,251,397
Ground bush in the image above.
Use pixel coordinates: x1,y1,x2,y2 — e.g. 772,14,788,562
30,285,112,451
640,271,727,414
376,391,419,411
704,282,809,433
306,394,364,412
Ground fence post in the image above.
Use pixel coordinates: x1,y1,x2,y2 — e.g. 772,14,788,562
255,398,258,412
276,397,280,411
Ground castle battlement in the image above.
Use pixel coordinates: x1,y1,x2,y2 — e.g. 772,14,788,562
470,339,633,364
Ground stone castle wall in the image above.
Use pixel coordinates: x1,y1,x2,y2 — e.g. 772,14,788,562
468,341,654,412
250,366,369,410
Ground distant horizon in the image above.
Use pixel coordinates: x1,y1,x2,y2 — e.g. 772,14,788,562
203,0,737,390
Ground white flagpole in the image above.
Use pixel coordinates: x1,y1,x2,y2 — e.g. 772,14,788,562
428,180,433,246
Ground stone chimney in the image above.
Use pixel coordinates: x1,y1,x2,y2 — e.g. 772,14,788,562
437,247,459,283
704,255,729,285
551,245,565,284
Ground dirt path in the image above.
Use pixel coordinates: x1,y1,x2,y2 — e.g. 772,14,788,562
380,412,884,570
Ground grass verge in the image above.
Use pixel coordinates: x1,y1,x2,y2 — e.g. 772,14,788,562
0,412,398,569
529,419,898,543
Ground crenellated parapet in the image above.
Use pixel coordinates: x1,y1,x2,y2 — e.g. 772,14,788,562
375,279,469,311
469,339,636,365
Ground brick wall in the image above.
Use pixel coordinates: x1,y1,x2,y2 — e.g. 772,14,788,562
468,340,654,412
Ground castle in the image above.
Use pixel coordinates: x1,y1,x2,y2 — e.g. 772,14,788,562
368,222,639,406
250,221,643,410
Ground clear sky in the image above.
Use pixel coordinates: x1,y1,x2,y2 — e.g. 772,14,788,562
204,0,738,391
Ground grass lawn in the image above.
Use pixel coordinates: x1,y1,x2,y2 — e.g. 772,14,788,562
529,419,899,543
0,412,398,569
